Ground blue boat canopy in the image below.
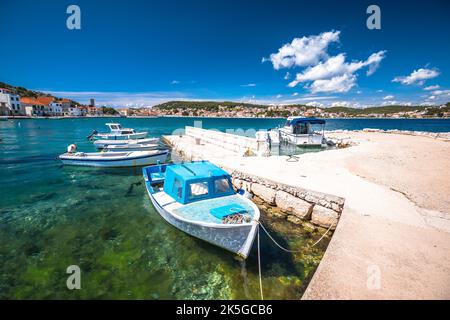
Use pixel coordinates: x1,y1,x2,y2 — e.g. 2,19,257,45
285,117,326,126
163,161,235,204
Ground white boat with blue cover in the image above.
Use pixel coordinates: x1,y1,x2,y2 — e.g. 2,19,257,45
59,149,169,167
142,161,260,259
278,117,326,146
89,123,148,140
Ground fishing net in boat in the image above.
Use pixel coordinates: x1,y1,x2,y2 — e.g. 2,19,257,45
222,213,251,224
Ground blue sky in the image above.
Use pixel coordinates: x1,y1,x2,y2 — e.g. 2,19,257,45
1,0,449,107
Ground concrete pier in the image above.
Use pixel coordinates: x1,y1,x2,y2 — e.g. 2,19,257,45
164,127,450,299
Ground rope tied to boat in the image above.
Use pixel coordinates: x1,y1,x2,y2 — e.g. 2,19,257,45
256,219,335,252
254,219,335,300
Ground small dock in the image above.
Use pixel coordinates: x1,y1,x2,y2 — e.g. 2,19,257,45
164,126,450,299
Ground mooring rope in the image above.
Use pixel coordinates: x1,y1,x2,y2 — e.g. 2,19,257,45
310,222,335,247
257,221,303,253
254,220,335,301
257,220,334,251
257,226,264,300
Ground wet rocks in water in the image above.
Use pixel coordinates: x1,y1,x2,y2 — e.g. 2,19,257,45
24,244,41,257
251,183,276,205
311,206,339,230
100,228,120,241
28,192,56,203
125,181,143,197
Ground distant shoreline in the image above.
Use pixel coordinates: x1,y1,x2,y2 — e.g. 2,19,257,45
1,115,450,120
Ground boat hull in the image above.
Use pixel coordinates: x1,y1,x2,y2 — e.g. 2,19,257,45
279,129,324,146
93,132,148,140
60,150,169,167
145,186,258,259
103,144,159,152
94,137,159,148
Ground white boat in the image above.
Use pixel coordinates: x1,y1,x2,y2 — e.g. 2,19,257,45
59,149,169,167
89,123,148,140
103,143,160,152
142,161,260,259
278,117,326,146
93,137,159,149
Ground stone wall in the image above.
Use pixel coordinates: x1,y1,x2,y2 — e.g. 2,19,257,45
221,166,345,230
184,126,269,156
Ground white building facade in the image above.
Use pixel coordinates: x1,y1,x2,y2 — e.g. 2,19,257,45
48,101,63,116
0,88,24,116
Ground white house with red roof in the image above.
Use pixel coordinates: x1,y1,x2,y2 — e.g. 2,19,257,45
20,97,46,116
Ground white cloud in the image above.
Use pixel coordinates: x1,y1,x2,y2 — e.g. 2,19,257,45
330,101,366,108
382,100,399,105
431,89,450,96
284,72,290,80
240,83,256,87
305,101,325,108
427,95,436,100
276,94,283,99
392,68,440,85
288,51,385,91
383,95,395,100
424,85,440,91
292,92,298,96
308,73,357,94
171,80,180,85
266,30,340,70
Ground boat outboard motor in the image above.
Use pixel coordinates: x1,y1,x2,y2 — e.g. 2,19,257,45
87,130,98,141
67,144,77,154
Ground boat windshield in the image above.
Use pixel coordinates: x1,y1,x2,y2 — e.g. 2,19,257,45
292,122,324,135
293,123,309,134
108,124,122,130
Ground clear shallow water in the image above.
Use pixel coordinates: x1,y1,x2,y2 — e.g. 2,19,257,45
1,117,449,299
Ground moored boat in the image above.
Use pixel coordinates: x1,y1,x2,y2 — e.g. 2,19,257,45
278,117,326,147
59,149,169,167
142,161,260,259
103,143,160,152
88,123,148,140
93,137,159,149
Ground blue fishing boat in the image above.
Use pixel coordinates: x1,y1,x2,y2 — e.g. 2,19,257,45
142,161,260,259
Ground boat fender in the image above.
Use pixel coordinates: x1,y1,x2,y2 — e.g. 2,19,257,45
238,189,253,199
67,144,77,153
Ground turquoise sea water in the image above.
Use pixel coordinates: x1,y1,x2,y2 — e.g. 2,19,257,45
1,117,449,299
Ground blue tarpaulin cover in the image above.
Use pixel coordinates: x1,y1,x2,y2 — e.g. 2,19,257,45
286,117,326,126
210,204,247,219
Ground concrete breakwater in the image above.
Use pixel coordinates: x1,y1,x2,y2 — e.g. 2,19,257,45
222,166,344,230
163,130,345,230
326,128,450,141
184,126,269,156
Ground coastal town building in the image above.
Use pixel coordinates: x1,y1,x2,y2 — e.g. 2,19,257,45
20,97,46,117
0,88,24,116
63,106,83,117
34,96,63,116
117,108,131,116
